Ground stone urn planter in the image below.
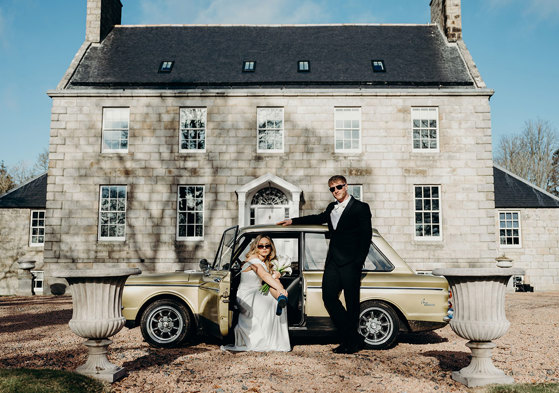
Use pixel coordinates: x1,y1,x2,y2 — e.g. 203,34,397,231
55,268,141,382
432,267,524,388
17,260,36,296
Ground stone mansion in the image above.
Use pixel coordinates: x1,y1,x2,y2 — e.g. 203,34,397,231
2,0,558,294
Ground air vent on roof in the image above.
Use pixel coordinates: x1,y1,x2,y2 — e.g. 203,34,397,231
298,61,310,72
371,60,386,72
159,61,174,73
243,61,256,72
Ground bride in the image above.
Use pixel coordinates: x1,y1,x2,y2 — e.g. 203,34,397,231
221,235,291,352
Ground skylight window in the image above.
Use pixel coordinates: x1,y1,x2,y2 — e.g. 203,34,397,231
243,61,256,72
159,61,174,73
371,60,386,72
298,60,310,72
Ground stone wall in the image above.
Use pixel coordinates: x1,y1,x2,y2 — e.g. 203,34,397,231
44,89,496,289
497,208,559,291
0,209,44,295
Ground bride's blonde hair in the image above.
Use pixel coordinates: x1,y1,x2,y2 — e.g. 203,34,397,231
246,235,277,270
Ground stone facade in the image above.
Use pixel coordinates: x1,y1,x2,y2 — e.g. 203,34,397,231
496,208,559,291
43,89,496,290
0,208,44,295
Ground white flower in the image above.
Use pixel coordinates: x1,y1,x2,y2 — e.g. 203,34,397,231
260,255,292,294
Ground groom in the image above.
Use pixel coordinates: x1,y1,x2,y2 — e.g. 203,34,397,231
278,175,372,354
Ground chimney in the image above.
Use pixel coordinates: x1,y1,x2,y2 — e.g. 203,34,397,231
430,0,462,42
85,0,122,43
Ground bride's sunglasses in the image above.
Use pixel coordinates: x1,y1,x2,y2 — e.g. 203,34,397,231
329,184,346,193
257,244,272,249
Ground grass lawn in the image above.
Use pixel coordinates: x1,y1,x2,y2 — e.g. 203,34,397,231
0,368,110,393
487,383,559,393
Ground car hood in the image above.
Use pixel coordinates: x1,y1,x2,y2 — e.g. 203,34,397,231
125,271,205,286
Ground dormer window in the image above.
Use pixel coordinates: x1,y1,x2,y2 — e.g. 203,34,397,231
243,61,256,72
159,61,174,73
298,60,310,72
371,60,386,72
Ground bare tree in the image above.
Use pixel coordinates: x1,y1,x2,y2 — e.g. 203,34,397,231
549,149,559,197
9,160,36,186
8,148,50,187
495,119,559,192
33,148,49,174
0,161,16,195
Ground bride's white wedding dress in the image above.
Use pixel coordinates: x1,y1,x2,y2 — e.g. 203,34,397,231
221,258,290,352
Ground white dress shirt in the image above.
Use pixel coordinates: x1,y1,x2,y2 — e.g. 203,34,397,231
330,195,352,230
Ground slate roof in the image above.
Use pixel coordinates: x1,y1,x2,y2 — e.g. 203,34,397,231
68,25,474,89
493,166,559,208
0,173,47,209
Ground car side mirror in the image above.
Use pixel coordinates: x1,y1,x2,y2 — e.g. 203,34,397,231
199,259,210,274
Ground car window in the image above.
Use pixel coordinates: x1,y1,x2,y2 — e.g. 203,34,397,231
303,232,394,272
213,226,237,270
236,233,299,276
364,243,394,271
304,233,329,270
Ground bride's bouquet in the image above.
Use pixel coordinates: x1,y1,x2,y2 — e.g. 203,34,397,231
260,256,292,294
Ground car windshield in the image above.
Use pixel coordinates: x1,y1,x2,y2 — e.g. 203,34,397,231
303,232,393,271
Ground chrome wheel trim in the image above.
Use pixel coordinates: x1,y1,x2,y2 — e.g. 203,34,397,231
358,306,394,346
146,305,185,344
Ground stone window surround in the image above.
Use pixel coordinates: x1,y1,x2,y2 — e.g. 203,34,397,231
177,185,205,241
98,185,127,241
411,107,439,152
179,107,207,153
257,107,284,153
347,184,363,201
101,107,129,153
334,107,362,153
497,210,522,248
29,209,46,247
414,184,442,241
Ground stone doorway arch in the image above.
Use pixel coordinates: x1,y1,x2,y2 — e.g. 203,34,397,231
236,174,302,227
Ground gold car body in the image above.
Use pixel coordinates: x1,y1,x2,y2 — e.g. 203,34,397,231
122,225,449,345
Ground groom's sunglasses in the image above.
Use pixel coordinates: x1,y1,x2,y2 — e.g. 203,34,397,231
257,244,272,249
329,184,346,193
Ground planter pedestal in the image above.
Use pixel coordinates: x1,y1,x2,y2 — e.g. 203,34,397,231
17,260,36,296
55,268,140,383
433,267,524,388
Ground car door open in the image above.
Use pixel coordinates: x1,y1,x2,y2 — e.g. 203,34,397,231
198,225,238,338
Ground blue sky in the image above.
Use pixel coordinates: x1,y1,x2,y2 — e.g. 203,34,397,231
0,0,558,168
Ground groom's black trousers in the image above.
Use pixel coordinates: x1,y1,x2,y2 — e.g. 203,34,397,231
321,261,362,347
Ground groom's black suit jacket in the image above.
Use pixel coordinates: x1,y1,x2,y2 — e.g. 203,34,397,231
292,197,372,267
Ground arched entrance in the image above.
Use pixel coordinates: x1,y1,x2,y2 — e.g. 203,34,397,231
236,174,302,227
250,187,289,225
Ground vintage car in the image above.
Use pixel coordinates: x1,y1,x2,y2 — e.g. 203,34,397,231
122,225,449,349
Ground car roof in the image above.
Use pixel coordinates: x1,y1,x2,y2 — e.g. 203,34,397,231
239,224,380,237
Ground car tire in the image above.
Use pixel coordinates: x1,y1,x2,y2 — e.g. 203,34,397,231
140,299,191,348
358,301,400,350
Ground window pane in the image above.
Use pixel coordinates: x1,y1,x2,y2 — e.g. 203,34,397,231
177,186,204,239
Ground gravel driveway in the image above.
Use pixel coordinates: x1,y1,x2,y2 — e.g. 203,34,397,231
1,292,558,393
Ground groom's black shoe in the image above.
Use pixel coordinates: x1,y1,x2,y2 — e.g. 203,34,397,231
276,295,287,316
333,340,364,354
332,344,348,354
